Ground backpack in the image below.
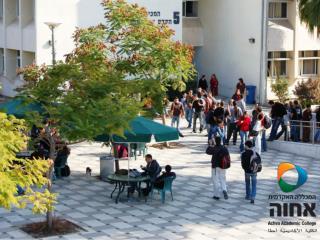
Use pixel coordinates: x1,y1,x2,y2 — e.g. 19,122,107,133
249,152,262,173
220,154,231,169
61,165,71,177
263,115,272,129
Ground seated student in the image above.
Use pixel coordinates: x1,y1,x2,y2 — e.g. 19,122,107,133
140,154,162,196
154,165,176,189
141,154,162,183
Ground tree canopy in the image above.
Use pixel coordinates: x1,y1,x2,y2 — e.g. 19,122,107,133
0,113,56,213
298,0,320,33
20,0,195,141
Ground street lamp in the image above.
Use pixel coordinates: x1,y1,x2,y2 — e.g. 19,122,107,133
44,22,61,65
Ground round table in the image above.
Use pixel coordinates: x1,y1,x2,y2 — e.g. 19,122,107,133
107,174,150,203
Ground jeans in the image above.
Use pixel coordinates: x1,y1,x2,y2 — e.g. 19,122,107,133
239,131,248,152
171,116,180,129
193,112,203,132
245,173,257,200
17,185,24,195
212,168,227,197
185,108,193,127
269,117,283,141
261,130,267,152
227,122,238,144
275,122,287,140
290,125,300,142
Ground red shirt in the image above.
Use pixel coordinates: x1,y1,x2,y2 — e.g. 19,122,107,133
238,116,251,132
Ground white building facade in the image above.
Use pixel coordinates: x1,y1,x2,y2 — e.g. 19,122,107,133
0,0,182,96
1,0,320,103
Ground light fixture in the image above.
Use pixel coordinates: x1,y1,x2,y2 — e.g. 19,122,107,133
44,22,61,65
249,38,255,44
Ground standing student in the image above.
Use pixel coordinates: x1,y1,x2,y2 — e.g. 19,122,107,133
238,111,251,152
192,95,204,133
241,140,261,204
268,100,287,141
226,101,242,145
302,104,312,142
206,137,230,200
210,74,219,97
236,78,246,96
185,90,194,128
198,75,208,92
252,113,264,155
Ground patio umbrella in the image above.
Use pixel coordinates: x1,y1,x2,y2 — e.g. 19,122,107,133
95,116,179,175
0,98,44,119
95,116,179,143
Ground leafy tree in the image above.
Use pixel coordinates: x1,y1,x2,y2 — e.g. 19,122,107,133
271,77,289,103
0,113,56,214
298,0,320,34
19,0,194,228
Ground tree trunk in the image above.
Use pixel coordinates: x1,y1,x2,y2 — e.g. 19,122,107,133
45,127,56,231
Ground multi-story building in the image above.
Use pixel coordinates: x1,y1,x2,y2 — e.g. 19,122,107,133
1,0,320,104
0,0,182,96
183,0,320,103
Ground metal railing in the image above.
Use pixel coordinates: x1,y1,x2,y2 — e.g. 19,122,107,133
284,120,320,145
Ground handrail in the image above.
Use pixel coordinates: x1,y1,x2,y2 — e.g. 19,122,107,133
286,120,320,144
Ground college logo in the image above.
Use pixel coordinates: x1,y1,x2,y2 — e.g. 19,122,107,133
278,163,308,193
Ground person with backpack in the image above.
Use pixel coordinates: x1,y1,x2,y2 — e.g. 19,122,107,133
206,137,230,200
241,140,262,204
251,113,264,155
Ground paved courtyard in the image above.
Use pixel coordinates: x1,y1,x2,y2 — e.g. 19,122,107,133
0,120,319,240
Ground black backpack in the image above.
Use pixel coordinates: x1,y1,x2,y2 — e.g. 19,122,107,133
249,152,262,173
61,165,71,177
263,115,272,129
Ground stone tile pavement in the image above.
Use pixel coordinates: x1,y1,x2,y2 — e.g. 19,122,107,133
0,120,319,239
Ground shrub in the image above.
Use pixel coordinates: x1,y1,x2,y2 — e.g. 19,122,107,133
271,77,289,103
293,78,320,106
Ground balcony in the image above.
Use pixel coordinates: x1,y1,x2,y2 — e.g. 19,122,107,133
268,20,294,51
6,19,20,49
22,21,35,52
182,17,203,47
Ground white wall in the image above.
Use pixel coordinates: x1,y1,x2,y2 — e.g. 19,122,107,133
195,0,264,100
35,0,182,65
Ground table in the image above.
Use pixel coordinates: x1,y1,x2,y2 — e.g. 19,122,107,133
16,151,33,159
107,174,150,204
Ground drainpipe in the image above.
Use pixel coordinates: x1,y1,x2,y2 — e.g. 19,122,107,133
259,0,268,104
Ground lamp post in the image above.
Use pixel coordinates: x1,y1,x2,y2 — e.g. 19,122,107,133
44,22,61,66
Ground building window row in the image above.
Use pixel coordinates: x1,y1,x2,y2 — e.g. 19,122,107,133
268,2,287,19
183,0,198,17
267,51,289,77
299,51,319,76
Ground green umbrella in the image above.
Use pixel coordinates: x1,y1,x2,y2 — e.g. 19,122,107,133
0,98,44,119
95,116,179,143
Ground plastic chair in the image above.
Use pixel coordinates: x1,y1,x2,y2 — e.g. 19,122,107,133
151,176,175,203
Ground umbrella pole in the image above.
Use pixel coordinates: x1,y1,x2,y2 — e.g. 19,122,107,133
127,143,131,179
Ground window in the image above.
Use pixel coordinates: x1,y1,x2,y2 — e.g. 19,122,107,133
267,51,289,77
268,2,287,19
0,0,3,18
183,1,198,17
16,51,21,68
299,51,319,75
0,48,4,75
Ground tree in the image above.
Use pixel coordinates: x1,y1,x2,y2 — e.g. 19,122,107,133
294,78,320,106
0,113,56,215
19,0,194,228
271,77,289,103
298,0,320,34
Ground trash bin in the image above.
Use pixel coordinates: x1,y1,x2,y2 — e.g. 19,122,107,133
100,155,115,180
246,85,256,104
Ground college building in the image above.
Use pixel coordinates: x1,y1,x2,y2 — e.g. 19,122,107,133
1,0,320,104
